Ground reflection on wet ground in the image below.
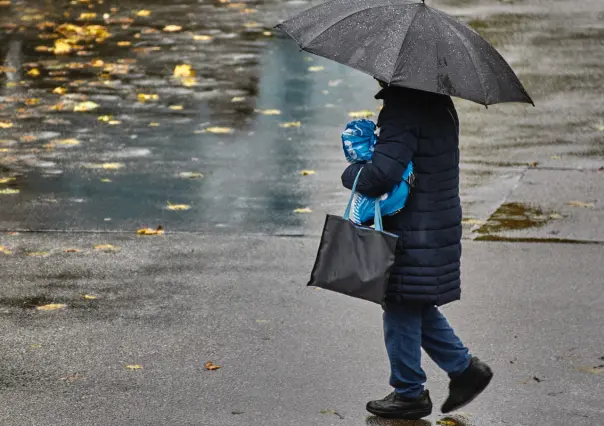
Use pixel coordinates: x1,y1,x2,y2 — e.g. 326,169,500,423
366,414,474,426
0,0,603,237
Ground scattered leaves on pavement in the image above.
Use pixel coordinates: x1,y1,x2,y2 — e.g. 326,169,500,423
36,303,67,311
167,202,191,211
566,201,595,208
294,207,312,214
205,361,222,371
136,226,164,235
280,121,301,128
125,364,143,370
348,110,375,119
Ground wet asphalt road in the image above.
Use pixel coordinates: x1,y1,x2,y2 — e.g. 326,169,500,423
1,0,604,424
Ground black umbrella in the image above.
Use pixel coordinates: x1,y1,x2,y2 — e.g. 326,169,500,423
276,0,533,106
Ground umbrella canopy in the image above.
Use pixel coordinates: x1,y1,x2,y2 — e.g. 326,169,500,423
276,0,533,106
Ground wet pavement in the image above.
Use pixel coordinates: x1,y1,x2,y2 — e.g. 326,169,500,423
1,0,604,424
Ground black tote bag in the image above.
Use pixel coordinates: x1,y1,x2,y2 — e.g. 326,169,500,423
308,170,398,304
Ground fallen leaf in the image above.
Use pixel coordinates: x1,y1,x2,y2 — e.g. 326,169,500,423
53,39,73,55
94,244,119,251
280,121,301,128
566,201,595,208
300,170,316,176
54,138,80,146
25,98,40,105
63,248,81,253
74,101,99,112
255,319,270,323
205,127,234,134
263,31,272,36
308,66,324,72
29,344,41,349
549,213,564,220
136,226,164,236
205,361,221,371
135,10,151,17
26,251,50,257
167,202,191,211
179,172,203,179
243,21,259,28
36,303,67,311
231,96,246,103
117,41,131,47
256,109,281,116
78,12,97,20
0,121,13,129
102,163,123,170
551,155,561,160
98,115,113,122
163,25,182,32
169,105,183,110
108,120,121,125
348,110,375,119
0,177,16,183
436,420,458,426
462,218,485,226
20,135,37,143
0,188,19,195
82,294,98,300
528,161,539,168
125,364,143,370
27,68,41,77
100,178,112,182
53,87,67,95
137,93,159,102
173,64,195,78
193,34,213,41
0,245,12,255
294,207,312,213
577,365,604,375
149,122,160,127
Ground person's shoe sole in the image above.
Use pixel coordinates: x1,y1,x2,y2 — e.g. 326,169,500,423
441,371,493,414
366,406,432,420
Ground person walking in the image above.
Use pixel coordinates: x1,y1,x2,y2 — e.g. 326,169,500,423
341,82,493,420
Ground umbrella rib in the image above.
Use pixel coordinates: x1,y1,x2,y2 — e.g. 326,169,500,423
297,4,394,50
434,11,488,105
388,5,422,83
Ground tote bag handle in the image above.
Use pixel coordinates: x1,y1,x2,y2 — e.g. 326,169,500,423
343,168,384,232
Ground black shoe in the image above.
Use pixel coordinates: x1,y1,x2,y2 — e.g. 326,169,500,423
441,356,493,414
366,390,432,419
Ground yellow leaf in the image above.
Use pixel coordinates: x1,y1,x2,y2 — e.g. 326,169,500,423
149,122,160,127
167,202,191,211
36,303,67,311
0,188,19,195
94,244,119,251
308,66,324,72
26,251,50,257
117,41,131,47
0,245,12,255
256,109,281,116
136,226,165,236
53,87,67,95
20,135,37,143
102,163,123,170
29,344,42,349
300,170,315,176
27,68,41,77
205,127,234,134
53,39,72,55
0,177,15,183
55,138,80,146
98,115,112,122
179,172,203,179
294,207,312,214
205,361,221,371
169,105,183,110
348,110,375,119
173,64,195,78
436,420,458,426
193,34,213,41
163,25,182,32
25,98,40,105
82,294,97,300
74,101,99,112
108,120,121,125
91,59,105,67
0,121,13,129
231,96,246,103
567,201,595,208
78,12,97,20
551,155,561,160
135,10,151,17
181,76,197,87
100,178,112,182
125,364,143,370
243,21,259,28
280,121,301,128
137,93,159,102
263,31,273,37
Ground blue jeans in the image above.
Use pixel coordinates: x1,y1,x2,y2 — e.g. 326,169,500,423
383,303,471,398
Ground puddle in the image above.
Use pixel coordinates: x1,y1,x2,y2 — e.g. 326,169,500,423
476,202,557,235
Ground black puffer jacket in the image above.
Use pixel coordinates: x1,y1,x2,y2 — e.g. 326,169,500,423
342,86,461,306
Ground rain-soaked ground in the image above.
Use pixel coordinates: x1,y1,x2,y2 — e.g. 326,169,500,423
0,0,602,239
